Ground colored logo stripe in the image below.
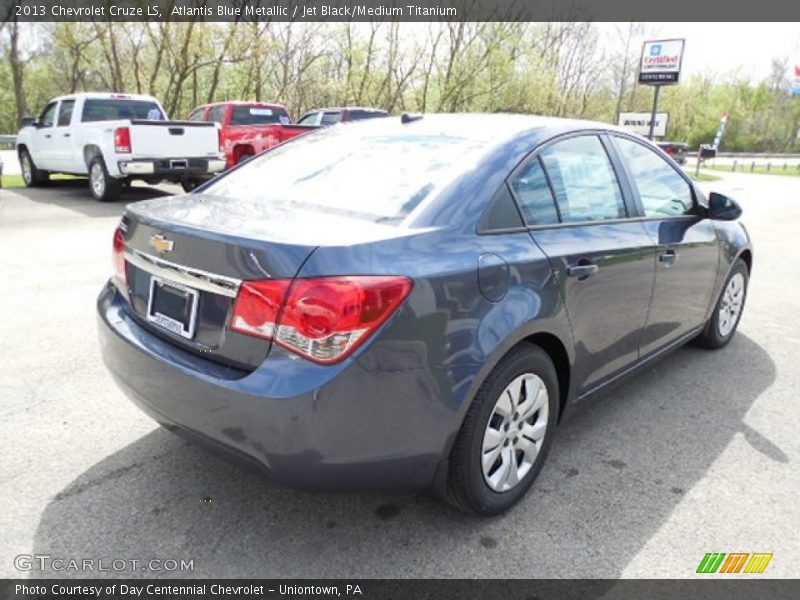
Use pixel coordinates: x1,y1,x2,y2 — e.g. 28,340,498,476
697,552,773,574
744,553,773,574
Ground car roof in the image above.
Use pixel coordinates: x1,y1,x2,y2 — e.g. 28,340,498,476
49,92,160,103
331,112,638,147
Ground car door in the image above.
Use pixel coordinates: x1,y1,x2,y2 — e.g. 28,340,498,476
51,98,76,172
30,101,59,170
509,133,656,393
609,134,719,356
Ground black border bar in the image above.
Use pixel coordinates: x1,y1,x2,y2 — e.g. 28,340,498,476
3,579,800,600
4,0,800,22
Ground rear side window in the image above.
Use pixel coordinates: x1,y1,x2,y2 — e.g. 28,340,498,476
230,106,290,126
613,137,694,217
57,100,75,126
187,108,205,121
509,157,559,226
540,136,626,223
297,112,318,125
82,99,165,122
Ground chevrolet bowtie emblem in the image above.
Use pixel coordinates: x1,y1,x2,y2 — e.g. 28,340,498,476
149,234,174,253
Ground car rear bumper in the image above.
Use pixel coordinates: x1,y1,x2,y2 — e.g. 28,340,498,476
117,157,226,179
97,282,454,491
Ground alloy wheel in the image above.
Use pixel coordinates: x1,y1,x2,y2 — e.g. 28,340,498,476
718,272,745,337
481,373,549,492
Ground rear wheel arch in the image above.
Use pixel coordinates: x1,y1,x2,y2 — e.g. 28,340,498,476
524,332,571,421
83,144,103,167
233,144,255,164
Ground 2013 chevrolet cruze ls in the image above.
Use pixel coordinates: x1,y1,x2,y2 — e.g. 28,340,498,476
98,114,752,515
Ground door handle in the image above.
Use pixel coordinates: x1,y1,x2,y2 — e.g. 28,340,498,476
44,134,51,138
659,249,678,265
63,133,70,137
567,262,599,280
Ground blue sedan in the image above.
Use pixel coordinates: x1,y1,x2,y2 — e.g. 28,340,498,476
98,114,752,515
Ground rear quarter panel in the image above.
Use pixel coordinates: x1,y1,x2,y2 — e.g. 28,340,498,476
298,226,573,457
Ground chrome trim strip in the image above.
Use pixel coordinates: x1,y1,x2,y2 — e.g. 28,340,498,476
125,249,242,298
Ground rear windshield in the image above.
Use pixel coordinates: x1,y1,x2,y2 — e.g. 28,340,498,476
203,125,491,224
82,99,165,122
349,110,388,121
230,105,290,126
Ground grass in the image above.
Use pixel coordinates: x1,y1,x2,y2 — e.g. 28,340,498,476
1,173,81,188
707,164,800,177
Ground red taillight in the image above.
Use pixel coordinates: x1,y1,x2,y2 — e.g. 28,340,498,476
112,227,126,283
114,127,131,153
230,276,413,364
217,126,224,153
664,146,673,154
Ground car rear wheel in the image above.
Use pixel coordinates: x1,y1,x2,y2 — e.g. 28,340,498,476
19,149,49,187
236,151,254,165
88,157,120,202
695,258,749,349
447,344,558,516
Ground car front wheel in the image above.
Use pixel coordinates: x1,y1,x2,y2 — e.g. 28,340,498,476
447,344,558,516
696,258,749,349
19,149,49,187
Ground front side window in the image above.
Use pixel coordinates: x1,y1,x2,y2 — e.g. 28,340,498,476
509,156,560,226
613,137,695,217
297,112,318,125
207,106,226,123
187,108,206,122
204,126,494,224
57,100,75,127
540,136,626,223
39,102,57,128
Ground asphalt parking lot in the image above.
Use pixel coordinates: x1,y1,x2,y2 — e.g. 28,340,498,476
1,172,798,579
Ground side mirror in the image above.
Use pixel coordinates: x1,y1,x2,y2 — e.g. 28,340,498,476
19,115,37,129
708,192,742,221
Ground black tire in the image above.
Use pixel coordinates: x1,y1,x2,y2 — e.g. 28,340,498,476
88,156,120,202
19,149,50,187
695,259,749,349
447,344,559,516
236,152,254,165
180,179,203,193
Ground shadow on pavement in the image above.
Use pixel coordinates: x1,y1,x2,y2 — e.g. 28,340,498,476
8,179,174,218
31,334,776,579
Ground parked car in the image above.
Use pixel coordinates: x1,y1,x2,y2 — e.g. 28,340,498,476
16,92,225,201
296,106,388,126
657,141,689,165
98,114,752,515
187,101,316,169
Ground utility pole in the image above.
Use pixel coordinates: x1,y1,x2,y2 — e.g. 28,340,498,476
648,85,661,141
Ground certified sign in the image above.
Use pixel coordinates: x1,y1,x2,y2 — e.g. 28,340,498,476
618,112,669,137
639,39,685,85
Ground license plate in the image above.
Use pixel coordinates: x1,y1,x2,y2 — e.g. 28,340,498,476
146,276,199,339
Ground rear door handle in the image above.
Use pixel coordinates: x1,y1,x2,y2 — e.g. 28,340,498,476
567,263,599,279
659,249,678,265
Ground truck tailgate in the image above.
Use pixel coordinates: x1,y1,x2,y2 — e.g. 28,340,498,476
129,120,219,158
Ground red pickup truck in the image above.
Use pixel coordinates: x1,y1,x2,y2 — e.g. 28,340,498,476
186,101,315,169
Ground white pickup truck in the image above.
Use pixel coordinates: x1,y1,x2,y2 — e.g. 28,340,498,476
16,92,226,201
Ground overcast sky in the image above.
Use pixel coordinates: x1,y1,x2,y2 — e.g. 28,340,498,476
606,22,800,80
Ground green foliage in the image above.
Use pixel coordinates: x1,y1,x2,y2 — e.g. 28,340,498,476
1,22,797,153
